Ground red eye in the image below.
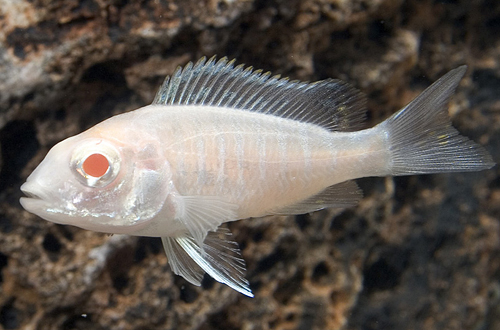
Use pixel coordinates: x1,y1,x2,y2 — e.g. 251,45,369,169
82,153,109,177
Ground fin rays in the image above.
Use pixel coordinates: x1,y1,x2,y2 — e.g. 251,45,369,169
153,56,366,132
177,195,239,250
271,181,362,215
382,66,495,174
162,226,253,297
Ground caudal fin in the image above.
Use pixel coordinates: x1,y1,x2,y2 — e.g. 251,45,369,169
380,66,494,175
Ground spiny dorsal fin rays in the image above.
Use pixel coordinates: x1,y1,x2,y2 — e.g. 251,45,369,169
202,59,242,106
153,56,366,132
175,61,195,105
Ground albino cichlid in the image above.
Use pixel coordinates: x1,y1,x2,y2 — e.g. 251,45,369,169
20,57,494,297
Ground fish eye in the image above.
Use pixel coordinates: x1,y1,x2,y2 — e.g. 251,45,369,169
82,153,109,177
70,139,121,188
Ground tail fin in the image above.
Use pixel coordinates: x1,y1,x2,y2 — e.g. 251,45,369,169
380,66,494,175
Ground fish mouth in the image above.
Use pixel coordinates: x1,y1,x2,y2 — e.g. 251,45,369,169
20,181,80,226
20,181,52,218
21,187,42,200
20,181,46,201
20,184,73,226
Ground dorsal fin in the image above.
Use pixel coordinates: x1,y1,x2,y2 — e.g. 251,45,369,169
153,56,366,132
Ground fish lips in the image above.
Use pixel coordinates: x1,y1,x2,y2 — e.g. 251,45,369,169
20,181,69,225
20,181,48,208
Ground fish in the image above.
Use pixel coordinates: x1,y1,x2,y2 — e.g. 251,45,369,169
20,57,495,297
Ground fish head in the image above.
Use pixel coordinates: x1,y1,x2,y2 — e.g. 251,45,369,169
20,133,172,234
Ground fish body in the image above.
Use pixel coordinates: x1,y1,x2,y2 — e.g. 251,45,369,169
20,57,495,297
97,105,385,228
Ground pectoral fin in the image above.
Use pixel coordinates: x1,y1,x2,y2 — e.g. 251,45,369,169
176,195,239,251
162,226,253,297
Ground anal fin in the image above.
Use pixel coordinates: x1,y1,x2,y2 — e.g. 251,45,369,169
162,226,253,297
272,180,362,215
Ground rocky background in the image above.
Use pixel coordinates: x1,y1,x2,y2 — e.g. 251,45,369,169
0,0,499,329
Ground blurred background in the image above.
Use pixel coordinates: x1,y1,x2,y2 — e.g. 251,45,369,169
0,0,499,329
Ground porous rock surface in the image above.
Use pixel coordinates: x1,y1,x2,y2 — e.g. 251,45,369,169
0,0,499,329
